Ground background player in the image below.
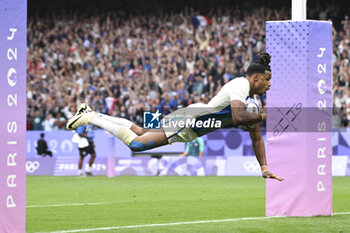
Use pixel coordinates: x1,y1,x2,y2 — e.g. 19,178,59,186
75,125,96,176
180,137,205,157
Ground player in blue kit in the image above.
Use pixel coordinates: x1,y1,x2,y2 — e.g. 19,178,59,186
75,125,96,176
180,137,205,157
66,53,283,181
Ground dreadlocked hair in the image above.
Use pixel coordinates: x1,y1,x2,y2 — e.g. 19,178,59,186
246,52,271,76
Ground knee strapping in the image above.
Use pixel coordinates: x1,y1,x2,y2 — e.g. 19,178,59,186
129,140,155,152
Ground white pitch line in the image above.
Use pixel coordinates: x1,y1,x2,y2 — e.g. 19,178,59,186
38,216,286,233
334,212,350,215
27,202,111,208
37,211,350,233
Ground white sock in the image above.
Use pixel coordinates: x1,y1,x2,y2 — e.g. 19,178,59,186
86,166,92,172
96,113,133,129
78,169,83,175
91,116,137,146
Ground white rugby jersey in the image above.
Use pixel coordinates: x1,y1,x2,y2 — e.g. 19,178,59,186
190,77,250,136
207,77,250,108
163,77,251,141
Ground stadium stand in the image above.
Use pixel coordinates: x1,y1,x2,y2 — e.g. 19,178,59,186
26,0,350,129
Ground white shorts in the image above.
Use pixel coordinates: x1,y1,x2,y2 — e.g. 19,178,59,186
161,103,217,144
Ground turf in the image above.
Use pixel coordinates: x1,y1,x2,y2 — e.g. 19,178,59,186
26,176,350,233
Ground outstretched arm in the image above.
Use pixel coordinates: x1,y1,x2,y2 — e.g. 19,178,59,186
249,124,283,181
230,100,266,125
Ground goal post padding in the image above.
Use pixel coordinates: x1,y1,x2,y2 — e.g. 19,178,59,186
265,21,332,216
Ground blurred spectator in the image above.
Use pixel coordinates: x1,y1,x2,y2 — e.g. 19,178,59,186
32,112,44,130
42,113,56,131
332,108,342,128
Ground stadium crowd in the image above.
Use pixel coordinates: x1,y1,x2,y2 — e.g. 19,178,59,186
26,0,350,130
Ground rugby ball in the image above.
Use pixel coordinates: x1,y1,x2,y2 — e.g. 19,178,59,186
246,101,260,129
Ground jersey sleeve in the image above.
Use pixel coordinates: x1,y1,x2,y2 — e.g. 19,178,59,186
228,78,250,103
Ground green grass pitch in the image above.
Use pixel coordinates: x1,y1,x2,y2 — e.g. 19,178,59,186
27,176,350,233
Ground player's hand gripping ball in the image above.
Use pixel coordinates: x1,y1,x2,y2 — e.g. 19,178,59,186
245,98,260,129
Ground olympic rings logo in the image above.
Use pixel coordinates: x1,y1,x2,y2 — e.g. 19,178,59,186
26,161,40,173
243,160,260,173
